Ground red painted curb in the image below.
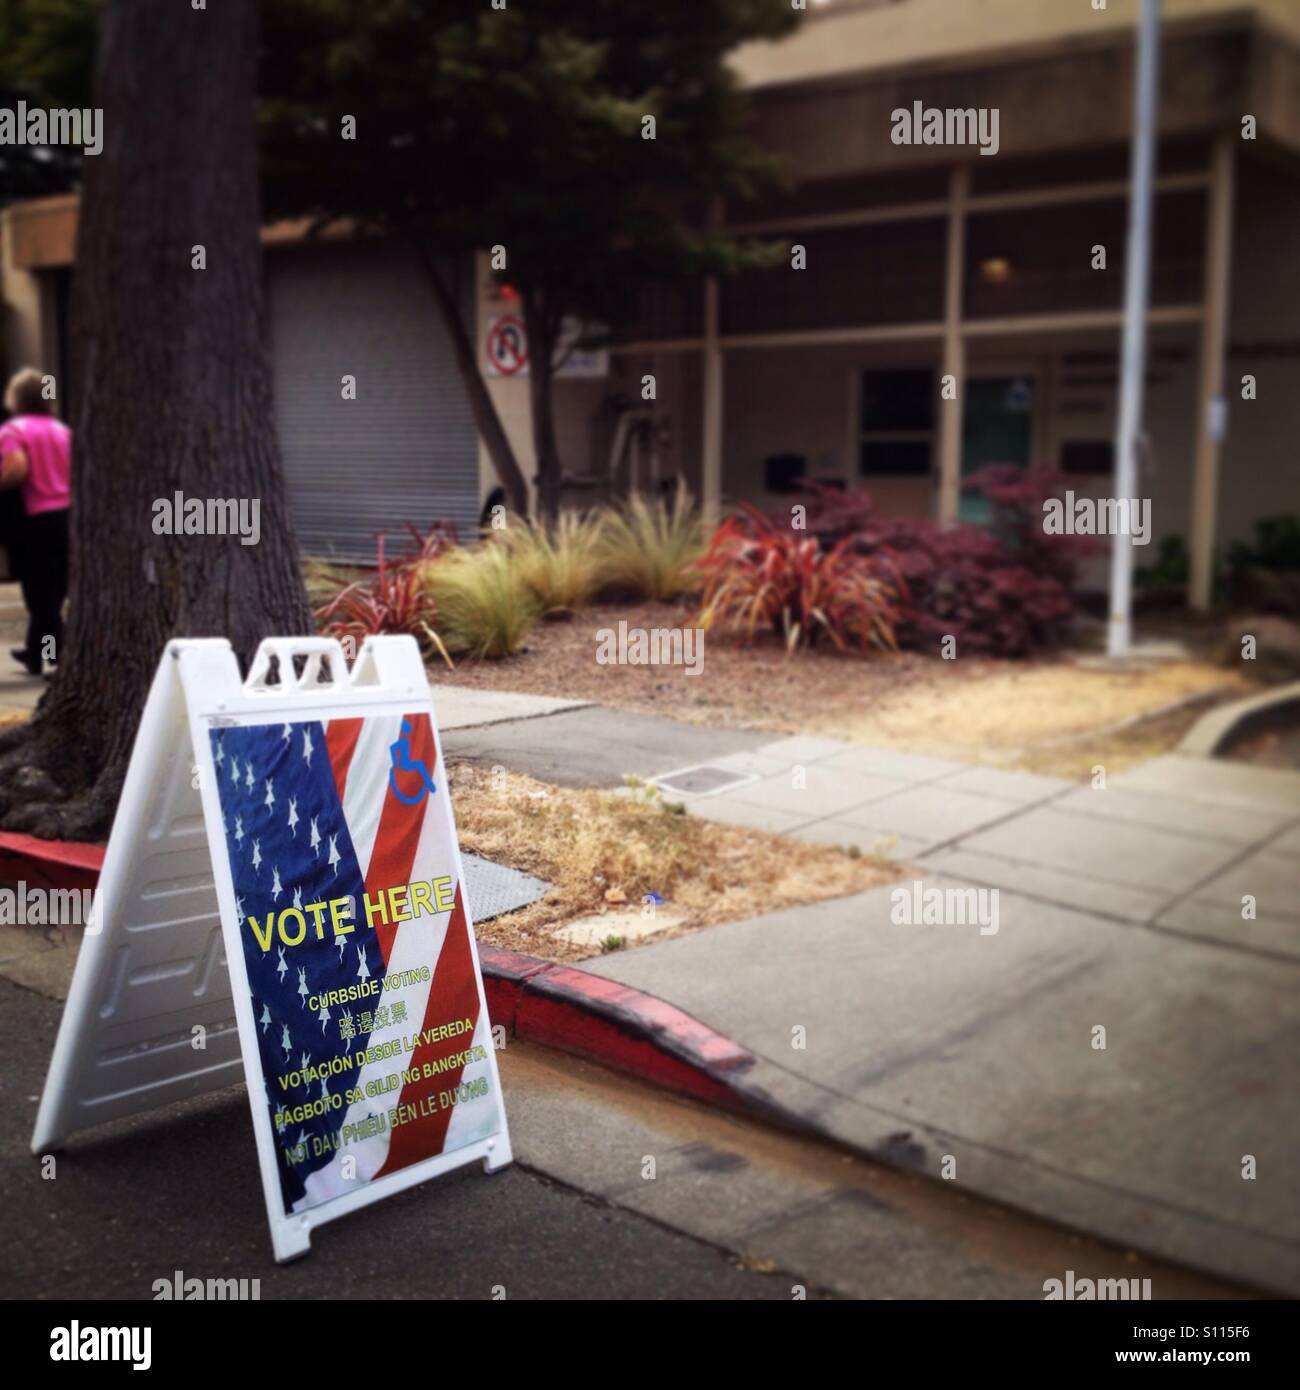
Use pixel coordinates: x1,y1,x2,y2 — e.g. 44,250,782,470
476,943,550,1034
1,835,762,1117
517,988,742,1109
0,833,104,892
479,944,759,1112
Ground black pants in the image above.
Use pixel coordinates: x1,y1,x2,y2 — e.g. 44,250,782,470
16,508,69,666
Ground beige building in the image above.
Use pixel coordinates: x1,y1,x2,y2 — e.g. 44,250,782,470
594,0,1300,608
3,0,1299,604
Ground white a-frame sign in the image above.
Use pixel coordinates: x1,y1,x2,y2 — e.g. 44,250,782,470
33,635,512,1261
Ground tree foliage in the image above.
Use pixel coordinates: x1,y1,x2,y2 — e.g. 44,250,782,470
260,0,799,516
0,0,99,205
5,1,801,517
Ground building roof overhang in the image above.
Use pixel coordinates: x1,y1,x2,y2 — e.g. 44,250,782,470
743,11,1300,183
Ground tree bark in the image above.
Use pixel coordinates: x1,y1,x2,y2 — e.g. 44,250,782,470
0,0,312,841
523,293,562,526
411,239,530,520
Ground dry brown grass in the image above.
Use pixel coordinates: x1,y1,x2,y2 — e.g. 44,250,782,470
805,659,1247,771
448,763,897,962
1015,688,1253,780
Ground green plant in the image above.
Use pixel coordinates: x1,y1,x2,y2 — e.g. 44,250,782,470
261,2,799,522
500,510,604,612
621,775,686,815
1228,515,1300,573
422,542,540,659
622,774,659,804
694,506,901,654
596,485,706,602
600,935,626,953
1136,533,1189,588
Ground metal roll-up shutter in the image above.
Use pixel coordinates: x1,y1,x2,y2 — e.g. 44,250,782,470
268,239,479,560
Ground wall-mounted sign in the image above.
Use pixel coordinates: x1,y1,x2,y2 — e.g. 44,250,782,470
486,314,529,377
485,314,608,379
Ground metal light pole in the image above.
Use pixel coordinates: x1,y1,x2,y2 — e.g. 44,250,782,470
1107,0,1162,660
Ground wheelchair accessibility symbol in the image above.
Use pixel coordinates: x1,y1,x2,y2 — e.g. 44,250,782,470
388,721,437,805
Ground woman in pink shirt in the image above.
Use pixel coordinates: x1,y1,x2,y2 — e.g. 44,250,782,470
0,367,72,676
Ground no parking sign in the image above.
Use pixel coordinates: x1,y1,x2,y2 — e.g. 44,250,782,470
485,314,528,376
484,314,608,379
32,635,511,1261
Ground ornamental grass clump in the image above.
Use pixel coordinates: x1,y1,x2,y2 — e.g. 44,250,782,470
595,484,706,602
420,541,540,659
499,510,605,614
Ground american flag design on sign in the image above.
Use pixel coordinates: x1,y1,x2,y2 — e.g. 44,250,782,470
210,711,501,1215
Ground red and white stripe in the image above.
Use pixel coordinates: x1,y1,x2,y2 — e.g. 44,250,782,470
297,711,495,1210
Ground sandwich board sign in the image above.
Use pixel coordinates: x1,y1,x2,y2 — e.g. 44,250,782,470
32,635,512,1261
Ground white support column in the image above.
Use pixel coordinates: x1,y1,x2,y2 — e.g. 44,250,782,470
936,164,970,526
1107,0,1162,659
1035,351,1056,470
1189,136,1236,612
702,278,723,521
699,196,725,520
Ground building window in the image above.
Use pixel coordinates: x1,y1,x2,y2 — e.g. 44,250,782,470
860,368,934,476
764,453,808,493
1060,441,1113,475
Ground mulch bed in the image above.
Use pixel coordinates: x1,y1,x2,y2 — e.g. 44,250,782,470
429,600,963,735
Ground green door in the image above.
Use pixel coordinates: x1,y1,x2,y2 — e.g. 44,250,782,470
960,377,1033,524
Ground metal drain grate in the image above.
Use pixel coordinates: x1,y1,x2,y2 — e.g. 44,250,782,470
651,764,758,797
463,852,551,922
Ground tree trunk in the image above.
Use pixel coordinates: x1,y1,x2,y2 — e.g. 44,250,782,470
0,0,312,841
411,239,530,520
523,293,562,526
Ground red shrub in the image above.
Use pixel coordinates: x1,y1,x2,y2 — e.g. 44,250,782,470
968,464,1101,589
316,530,452,667
398,519,459,565
861,520,1075,657
694,506,901,654
798,468,1099,658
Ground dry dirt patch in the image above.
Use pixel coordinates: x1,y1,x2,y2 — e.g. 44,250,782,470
431,604,1246,779
430,601,936,732
448,763,897,963
805,659,1247,773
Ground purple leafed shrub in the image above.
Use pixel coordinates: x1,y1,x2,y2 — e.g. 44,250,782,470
799,466,1099,657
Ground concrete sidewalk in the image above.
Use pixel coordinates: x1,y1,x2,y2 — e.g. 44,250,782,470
427,683,589,730
0,591,43,714
447,699,1300,1292
672,737,1300,962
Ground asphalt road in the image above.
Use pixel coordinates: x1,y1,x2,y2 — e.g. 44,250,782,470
0,923,1254,1302
0,976,804,1301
